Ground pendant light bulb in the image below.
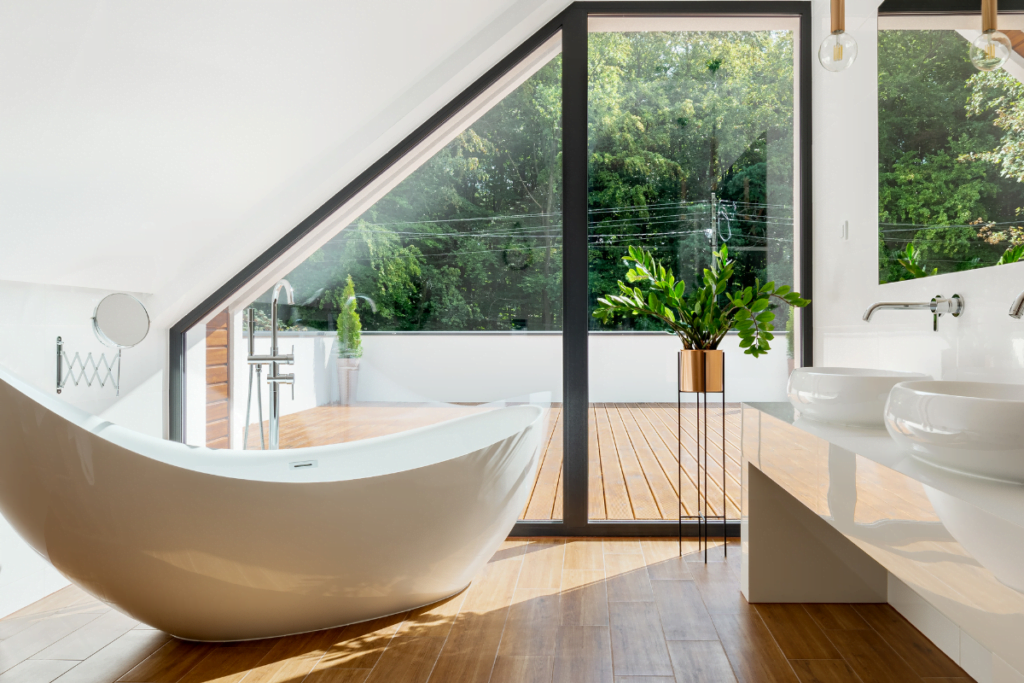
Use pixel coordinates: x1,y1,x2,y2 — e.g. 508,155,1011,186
972,0,1011,71
819,31,858,71
819,0,858,71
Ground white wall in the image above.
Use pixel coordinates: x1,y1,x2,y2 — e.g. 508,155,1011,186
0,0,569,318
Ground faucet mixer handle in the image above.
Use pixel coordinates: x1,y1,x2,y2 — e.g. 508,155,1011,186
929,294,964,331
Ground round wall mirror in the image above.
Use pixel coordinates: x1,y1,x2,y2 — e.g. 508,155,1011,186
93,294,150,349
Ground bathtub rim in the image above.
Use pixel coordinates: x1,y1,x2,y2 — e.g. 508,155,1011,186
0,364,548,485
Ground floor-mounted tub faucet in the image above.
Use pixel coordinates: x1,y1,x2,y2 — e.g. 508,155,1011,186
267,281,295,449
1010,291,1024,319
863,294,963,331
244,280,296,450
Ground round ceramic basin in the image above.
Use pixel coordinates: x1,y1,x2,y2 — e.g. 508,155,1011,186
924,485,1024,593
787,367,930,427
885,381,1024,482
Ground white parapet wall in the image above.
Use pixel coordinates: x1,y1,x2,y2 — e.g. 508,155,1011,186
226,330,792,445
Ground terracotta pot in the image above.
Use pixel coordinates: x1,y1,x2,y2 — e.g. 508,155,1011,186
679,349,724,393
336,357,360,405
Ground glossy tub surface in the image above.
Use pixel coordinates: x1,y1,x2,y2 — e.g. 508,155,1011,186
0,367,544,641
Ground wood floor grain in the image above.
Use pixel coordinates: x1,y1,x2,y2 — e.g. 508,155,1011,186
0,539,976,683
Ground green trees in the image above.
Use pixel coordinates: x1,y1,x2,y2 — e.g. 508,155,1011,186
877,30,1024,282
283,30,797,333
586,30,795,332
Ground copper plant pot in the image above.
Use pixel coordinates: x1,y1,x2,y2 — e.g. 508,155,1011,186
679,349,724,393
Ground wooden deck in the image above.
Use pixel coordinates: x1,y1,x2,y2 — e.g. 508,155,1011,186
259,402,743,522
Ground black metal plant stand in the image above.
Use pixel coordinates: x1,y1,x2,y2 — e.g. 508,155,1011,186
678,352,727,563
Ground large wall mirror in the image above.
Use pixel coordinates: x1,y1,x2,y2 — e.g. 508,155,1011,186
878,12,1024,283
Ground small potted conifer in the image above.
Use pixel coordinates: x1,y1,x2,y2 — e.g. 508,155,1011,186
334,275,363,405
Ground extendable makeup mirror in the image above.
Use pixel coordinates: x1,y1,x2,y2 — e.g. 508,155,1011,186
57,293,151,395
93,293,150,348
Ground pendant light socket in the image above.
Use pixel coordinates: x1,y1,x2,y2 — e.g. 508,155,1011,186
983,0,998,32
831,0,845,34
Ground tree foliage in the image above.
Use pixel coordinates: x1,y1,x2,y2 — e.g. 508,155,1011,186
329,275,363,358
269,30,798,333
877,30,1024,282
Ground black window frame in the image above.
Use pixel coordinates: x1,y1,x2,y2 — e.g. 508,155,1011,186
169,1,813,538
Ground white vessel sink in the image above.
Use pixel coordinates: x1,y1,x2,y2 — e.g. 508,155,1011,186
925,485,1024,593
886,381,1024,482
787,367,930,427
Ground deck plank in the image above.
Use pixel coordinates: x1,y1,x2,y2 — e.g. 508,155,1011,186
594,406,631,520
606,405,660,519
524,409,563,520
588,406,606,520
617,405,679,519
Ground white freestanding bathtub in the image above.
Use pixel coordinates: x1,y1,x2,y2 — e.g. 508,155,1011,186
0,367,545,641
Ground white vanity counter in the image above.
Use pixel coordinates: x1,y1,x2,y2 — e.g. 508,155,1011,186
741,402,1024,683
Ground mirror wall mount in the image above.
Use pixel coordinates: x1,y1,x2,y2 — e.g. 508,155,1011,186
57,293,150,395
57,337,121,395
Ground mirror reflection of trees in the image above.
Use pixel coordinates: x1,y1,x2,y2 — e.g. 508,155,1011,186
878,30,1024,284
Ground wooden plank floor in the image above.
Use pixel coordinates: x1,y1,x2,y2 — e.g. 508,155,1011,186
258,403,743,521
0,538,973,683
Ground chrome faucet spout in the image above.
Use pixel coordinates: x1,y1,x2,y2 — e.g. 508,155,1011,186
1011,291,1024,319
271,280,295,355
862,301,931,322
863,294,963,331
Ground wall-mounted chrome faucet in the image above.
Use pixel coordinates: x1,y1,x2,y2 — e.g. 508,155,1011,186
863,294,964,331
1010,291,1024,319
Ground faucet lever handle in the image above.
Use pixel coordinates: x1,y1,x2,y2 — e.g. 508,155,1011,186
929,294,964,331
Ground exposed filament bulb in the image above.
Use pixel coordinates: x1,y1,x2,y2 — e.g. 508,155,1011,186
819,30,857,72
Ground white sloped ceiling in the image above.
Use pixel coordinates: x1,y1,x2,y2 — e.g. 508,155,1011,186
0,0,565,323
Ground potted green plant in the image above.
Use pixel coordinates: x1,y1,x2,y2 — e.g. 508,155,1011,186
334,275,363,405
593,245,809,392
